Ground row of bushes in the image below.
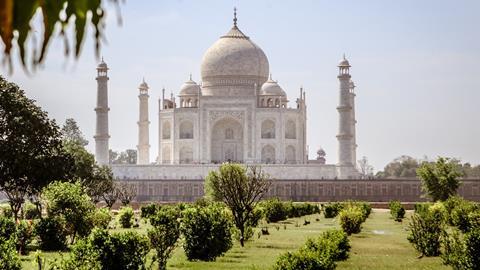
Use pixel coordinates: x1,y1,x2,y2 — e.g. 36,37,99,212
273,229,350,270
43,203,234,270
407,197,480,269
259,198,320,223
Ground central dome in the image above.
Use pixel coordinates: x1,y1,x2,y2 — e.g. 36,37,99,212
200,17,269,96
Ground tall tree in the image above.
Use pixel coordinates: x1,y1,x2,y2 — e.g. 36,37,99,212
61,118,88,146
0,76,71,220
205,164,271,247
62,141,114,202
417,157,463,201
0,0,121,73
357,156,374,178
110,149,137,164
378,155,420,178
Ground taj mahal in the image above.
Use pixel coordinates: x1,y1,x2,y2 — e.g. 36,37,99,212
94,9,362,196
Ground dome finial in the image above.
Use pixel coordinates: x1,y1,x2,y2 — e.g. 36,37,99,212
269,73,272,80
189,73,192,81
233,7,238,27
343,53,346,60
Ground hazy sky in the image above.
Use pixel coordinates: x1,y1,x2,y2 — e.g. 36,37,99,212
4,0,480,171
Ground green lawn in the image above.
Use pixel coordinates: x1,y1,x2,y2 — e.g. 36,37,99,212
20,210,449,270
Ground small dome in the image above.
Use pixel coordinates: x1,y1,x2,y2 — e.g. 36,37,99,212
97,58,108,69
338,55,350,67
179,77,201,96
260,76,286,96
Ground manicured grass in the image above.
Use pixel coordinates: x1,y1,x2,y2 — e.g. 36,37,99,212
20,210,448,269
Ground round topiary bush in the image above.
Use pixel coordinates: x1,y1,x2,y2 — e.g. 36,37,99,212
273,250,335,270
338,206,364,235
181,204,233,261
92,208,112,229
262,198,288,223
118,207,134,228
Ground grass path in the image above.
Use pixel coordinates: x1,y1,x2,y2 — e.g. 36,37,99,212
20,210,449,270
337,210,449,270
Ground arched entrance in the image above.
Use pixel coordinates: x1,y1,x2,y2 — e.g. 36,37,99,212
211,118,243,163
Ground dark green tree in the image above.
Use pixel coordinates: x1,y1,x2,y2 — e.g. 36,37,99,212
417,157,463,201
0,76,72,220
377,155,419,178
110,149,137,164
61,118,88,146
205,164,271,247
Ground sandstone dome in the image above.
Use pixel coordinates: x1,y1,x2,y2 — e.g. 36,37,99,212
200,19,269,95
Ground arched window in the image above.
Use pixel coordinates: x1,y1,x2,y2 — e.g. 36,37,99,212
186,98,192,107
267,98,273,107
261,119,275,139
261,98,265,107
285,145,296,164
275,98,280,107
179,121,193,139
285,120,296,139
261,145,276,164
162,121,171,139
179,147,193,164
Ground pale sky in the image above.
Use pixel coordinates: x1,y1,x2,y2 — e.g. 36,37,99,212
3,0,480,171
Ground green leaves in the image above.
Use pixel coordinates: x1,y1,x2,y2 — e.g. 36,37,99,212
417,157,463,201
1,0,119,73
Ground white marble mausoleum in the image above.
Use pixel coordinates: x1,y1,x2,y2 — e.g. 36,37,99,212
95,9,360,180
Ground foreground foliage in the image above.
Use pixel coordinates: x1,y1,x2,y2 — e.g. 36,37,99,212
148,206,181,270
181,204,233,261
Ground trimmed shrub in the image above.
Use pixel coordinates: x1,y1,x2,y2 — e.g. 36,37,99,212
414,202,432,217
92,208,112,229
181,205,233,261
407,210,443,256
118,207,134,228
0,238,22,270
323,203,343,218
304,229,350,261
64,228,150,270
273,250,335,270
23,202,41,220
442,227,480,269
140,203,159,219
262,198,288,223
339,206,364,235
389,200,406,222
35,216,68,251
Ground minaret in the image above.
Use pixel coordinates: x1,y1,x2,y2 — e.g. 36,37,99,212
137,78,150,165
336,55,356,175
94,58,110,165
349,80,357,167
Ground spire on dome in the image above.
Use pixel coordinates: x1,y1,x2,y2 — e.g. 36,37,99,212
233,7,238,27
189,73,192,81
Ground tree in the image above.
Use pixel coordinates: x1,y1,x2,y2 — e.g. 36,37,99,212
63,140,114,202
417,157,463,201
357,156,374,178
0,0,121,73
205,164,271,247
0,76,72,220
42,181,96,243
148,206,181,270
110,149,137,164
61,118,88,146
117,182,137,206
378,155,419,178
